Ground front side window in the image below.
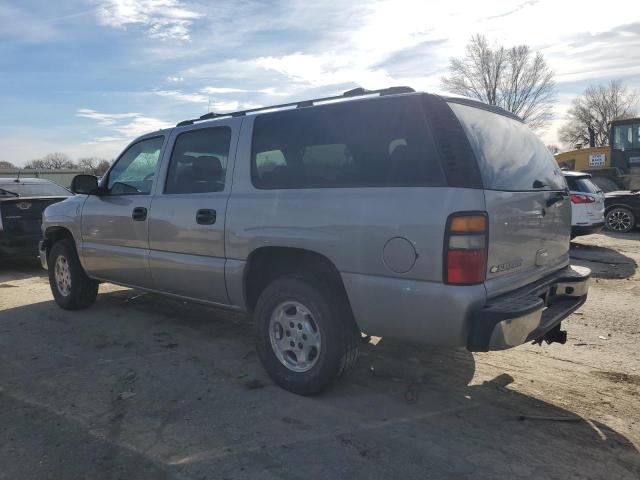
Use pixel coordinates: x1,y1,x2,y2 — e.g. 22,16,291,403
107,137,164,195
251,97,444,189
165,127,231,194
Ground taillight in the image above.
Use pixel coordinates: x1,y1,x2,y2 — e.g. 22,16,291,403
570,194,595,204
444,212,488,285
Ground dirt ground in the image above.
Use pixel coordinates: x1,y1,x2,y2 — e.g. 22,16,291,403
0,232,639,479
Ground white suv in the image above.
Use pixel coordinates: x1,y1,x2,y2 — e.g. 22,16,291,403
564,171,605,238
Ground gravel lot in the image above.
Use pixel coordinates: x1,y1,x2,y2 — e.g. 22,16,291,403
1,232,639,479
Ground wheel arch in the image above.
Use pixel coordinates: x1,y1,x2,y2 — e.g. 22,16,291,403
605,204,634,214
43,226,75,256
243,246,354,318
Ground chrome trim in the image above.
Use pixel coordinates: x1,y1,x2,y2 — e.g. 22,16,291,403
488,310,543,350
555,279,590,297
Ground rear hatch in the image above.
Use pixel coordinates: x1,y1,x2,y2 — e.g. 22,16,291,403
449,102,570,298
1,197,67,238
566,175,605,223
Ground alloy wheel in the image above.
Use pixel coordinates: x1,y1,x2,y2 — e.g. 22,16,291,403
269,301,321,373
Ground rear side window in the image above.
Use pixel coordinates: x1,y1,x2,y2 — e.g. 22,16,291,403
165,127,231,194
566,176,600,194
251,97,444,189
449,103,565,191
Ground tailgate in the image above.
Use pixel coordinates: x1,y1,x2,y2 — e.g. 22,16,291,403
484,190,571,296
0,198,66,236
448,101,571,297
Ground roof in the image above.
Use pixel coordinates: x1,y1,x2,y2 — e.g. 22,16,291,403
0,177,56,184
610,117,640,126
175,86,419,127
440,95,524,123
562,170,592,177
174,86,525,130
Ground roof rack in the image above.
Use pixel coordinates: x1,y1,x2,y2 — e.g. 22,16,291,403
176,86,415,127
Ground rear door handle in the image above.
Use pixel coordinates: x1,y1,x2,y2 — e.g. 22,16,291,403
132,207,148,221
196,209,216,225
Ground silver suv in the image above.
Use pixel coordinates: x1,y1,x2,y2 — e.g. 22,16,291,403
40,87,590,395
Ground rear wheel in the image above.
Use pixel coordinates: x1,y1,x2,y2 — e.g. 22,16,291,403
48,240,99,310
255,275,359,395
605,207,635,233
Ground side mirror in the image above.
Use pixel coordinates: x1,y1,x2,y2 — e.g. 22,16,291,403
71,174,99,195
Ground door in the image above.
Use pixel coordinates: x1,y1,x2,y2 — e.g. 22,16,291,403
81,135,165,287
148,122,238,304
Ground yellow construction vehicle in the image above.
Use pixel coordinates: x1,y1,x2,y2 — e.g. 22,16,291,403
555,118,640,192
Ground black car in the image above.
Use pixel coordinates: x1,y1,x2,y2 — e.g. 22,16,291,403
604,190,640,233
0,178,70,258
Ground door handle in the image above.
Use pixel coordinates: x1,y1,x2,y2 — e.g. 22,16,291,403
132,207,148,221
196,209,216,225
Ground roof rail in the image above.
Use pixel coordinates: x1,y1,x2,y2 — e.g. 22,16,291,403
175,86,415,127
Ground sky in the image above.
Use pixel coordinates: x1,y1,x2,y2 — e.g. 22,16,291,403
1,0,639,166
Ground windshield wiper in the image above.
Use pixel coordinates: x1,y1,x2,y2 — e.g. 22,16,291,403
0,187,19,197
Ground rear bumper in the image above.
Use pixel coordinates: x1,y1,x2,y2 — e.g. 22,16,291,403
468,265,591,351
572,222,604,237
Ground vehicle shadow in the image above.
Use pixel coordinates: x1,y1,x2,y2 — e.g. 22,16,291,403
0,257,46,282
570,241,637,279
0,290,639,479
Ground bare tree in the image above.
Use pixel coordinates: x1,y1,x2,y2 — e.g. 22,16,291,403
96,159,111,176
0,160,17,169
546,144,560,155
559,80,639,148
78,157,111,176
25,152,76,170
441,34,556,130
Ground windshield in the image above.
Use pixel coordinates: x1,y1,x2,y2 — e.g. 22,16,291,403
0,182,70,197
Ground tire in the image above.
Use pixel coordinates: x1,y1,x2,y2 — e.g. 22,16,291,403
591,177,620,193
255,275,360,395
605,207,636,233
48,239,99,310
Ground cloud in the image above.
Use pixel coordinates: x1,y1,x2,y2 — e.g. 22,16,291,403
152,90,208,103
149,88,267,111
201,87,248,94
167,76,184,82
77,108,172,140
0,4,60,42
94,0,202,40
77,109,140,126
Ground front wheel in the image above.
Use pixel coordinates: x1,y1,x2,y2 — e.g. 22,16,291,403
255,275,360,395
605,208,636,233
48,239,99,310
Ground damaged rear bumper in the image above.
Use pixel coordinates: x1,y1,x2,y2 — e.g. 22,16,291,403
468,265,591,351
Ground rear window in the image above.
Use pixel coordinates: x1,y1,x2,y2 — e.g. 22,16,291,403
0,182,69,197
449,103,565,191
566,176,600,194
251,97,444,189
